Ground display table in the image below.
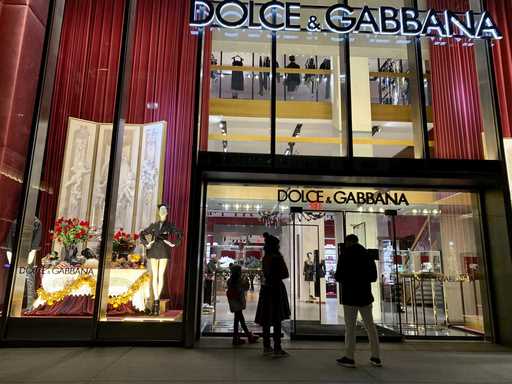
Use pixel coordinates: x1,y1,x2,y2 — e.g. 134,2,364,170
32,268,150,312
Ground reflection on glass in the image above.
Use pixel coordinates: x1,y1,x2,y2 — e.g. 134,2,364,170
350,33,421,159
8,2,124,318
276,31,347,157
207,28,272,154
201,184,487,338
0,2,50,316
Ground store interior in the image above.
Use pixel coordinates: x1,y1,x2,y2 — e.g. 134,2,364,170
201,184,487,338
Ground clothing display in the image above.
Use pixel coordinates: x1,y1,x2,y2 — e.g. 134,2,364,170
304,57,316,94
140,221,182,260
6,218,42,308
259,56,270,96
319,58,331,99
285,56,301,93
231,55,244,92
303,259,315,282
6,217,42,253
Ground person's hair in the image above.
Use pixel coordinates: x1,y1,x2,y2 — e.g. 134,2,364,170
345,234,359,244
229,264,242,283
264,233,280,254
158,203,168,210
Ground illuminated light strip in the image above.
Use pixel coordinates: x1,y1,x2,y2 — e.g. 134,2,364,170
208,134,415,146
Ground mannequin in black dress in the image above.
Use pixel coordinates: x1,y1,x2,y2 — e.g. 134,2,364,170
140,204,182,315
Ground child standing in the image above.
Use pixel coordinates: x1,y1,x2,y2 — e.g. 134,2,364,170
227,264,259,345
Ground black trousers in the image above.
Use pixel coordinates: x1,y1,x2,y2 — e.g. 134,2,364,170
262,321,282,350
204,279,213,305
233,311,250,338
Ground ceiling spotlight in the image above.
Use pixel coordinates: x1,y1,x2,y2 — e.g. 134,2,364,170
412,209,418,215
234,204,240,210
423,209,429,215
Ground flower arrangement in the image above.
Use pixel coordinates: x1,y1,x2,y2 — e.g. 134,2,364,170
113,229,139,253
52,217,96,247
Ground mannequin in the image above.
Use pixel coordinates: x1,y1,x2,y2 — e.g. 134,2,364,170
140,204,182,315
5,218,42,265
285,55,301,93
5,218,42,309
231,55,244,98
303,252,316,300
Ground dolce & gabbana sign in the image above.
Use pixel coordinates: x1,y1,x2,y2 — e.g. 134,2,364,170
190,1,502,40
278,189,410,206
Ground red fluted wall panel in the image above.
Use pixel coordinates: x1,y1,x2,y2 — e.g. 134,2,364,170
0,0,48,308
488,0,512,138
126,0,199,309
428,0,484,159
38,0,125,254
40,0,200,310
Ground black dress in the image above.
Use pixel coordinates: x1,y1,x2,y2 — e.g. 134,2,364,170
140,221,182,260
285,61,301,92
255,252,291,326
231,57,244,91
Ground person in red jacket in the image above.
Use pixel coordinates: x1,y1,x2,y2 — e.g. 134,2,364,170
335,234,381,368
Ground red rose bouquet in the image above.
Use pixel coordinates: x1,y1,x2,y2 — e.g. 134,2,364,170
52,217,96,247
113,229,139,253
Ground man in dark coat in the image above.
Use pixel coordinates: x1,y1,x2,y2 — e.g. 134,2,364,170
335,234,381,368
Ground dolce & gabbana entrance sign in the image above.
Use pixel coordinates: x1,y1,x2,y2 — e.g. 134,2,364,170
278,189,410,206
190,1,502,40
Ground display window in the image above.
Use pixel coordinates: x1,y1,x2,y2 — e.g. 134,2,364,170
5,0,198,325
200,0,500,160
202,184,489,338
7,0,125,319
0,1,50,318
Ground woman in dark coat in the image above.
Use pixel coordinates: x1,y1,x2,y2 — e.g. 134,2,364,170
255,233,291,357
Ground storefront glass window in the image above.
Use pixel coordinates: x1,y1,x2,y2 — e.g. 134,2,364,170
349,33,423,158
0,1,50,317
202,184,488,338
92,1,201,323
276,29,348,157
8,0,125,318
418,0,500,160
205,27,272,154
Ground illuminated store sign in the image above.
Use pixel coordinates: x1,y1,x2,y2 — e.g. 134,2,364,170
190,1,502,40
278,189,410,206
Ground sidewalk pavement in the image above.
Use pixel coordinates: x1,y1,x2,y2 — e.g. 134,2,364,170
0,338,511,383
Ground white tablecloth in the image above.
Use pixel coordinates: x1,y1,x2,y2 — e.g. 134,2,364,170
34,268,150,311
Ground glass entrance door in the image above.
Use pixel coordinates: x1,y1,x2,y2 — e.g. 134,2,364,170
290,208,403,339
